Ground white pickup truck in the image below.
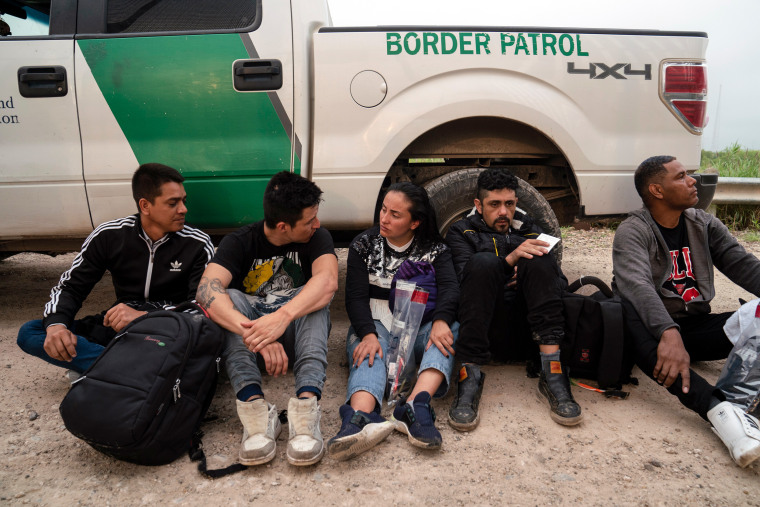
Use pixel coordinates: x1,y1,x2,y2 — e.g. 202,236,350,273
0,0,714,255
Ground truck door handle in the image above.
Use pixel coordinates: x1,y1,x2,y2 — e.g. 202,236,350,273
235,66,281,76
19,72,65,82
233,59,283,91
17,66,68,97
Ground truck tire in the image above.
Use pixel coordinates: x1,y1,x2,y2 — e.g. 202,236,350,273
424,168,563,264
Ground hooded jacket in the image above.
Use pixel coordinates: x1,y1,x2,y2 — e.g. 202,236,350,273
612,207,760,339
446,208,543,282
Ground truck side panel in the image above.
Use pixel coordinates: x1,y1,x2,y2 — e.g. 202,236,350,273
77,29,294,228
0,38,92,238
311,28,707,226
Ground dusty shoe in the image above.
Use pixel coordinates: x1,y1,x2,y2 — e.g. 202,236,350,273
448,364,485,431
327,404,395,461
287,397,324,466
708,401,760,468
538,365,583,426
236,398,282,465
392,392,442,449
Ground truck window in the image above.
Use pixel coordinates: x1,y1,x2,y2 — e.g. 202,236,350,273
0,1,50,36
106,0,257,33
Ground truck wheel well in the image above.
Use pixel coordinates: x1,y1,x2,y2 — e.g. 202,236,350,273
381,116,580,225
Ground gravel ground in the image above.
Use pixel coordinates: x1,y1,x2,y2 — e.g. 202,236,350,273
0,228,758,506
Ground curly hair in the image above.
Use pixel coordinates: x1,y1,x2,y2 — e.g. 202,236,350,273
385,182,443,249
131,163,184,211
476,168,519,201
263,171,323,228
634,156,676,203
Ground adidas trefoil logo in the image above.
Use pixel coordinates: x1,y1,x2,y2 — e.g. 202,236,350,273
170,260,182,272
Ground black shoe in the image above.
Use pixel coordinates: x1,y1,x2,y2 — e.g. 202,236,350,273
448,364,485,431
392,392,442,449
538,368,583,426
327,404,394,461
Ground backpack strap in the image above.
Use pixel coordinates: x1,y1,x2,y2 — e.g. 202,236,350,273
595,298,625,390
189,431,247,479
567,276,614,298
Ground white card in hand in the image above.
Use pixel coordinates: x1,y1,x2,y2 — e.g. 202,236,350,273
536,233,560,252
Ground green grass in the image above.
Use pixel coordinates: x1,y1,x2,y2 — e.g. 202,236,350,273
713,204,760,232
700,144,759,231
701,143,760,178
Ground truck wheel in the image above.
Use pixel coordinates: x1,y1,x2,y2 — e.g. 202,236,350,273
424,168,563,264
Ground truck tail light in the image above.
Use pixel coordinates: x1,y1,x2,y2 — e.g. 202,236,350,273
660,62,707,134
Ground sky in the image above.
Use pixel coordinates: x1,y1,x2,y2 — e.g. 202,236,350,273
327,0,760,151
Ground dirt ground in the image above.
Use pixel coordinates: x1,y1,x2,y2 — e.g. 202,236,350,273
1,228,759,506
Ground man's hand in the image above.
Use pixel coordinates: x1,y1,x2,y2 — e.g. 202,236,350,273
505,239,550,267
654,327,691,392
352,333,383,368
506,268,518,288
103,303,147,332
426,320,455,357
44,325,78,362
258,342,288,377
242,310,291,352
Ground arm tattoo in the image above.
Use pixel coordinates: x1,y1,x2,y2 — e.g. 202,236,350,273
197,276,227,309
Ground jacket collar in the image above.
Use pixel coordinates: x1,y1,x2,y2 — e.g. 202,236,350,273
466,208,533,235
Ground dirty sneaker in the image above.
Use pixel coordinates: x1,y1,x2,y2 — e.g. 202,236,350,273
708,401,760,468
538,364,583,426
448,363,485,431
236,398,282,465
286,397,325,466
392,392,442,449
327,404,395,461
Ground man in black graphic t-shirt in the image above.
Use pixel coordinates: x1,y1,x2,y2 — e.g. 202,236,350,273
612,155,760,468
197,172,338,467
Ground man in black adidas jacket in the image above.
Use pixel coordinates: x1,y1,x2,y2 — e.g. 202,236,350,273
17,163,214,374
446,168,579,431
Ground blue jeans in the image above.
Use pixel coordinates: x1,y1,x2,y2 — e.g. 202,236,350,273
223,289,329,396
17,319,107,373
346,320,459,407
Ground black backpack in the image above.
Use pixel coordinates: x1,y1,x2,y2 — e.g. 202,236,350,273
560,276,635,391
60,304,231,469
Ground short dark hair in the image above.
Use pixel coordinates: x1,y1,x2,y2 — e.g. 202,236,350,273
132,163,184,210
634,155,676,204
476,168,519,201
385,182,443,249
263,171,323,228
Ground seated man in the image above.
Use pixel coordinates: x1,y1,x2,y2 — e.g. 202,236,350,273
197,171,338,467
17,163,214,375
612,155,760,468
446,168,580,430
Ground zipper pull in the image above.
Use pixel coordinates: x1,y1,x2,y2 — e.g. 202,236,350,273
216,357,221,373
172,379,181,402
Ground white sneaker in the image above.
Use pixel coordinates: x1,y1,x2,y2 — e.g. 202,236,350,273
286,397,324,466
236,398,282,465
707,401,760,468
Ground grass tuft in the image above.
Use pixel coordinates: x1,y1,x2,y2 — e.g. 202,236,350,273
701,143,760,178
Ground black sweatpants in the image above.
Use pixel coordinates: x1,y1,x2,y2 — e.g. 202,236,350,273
456,252,566,364
622,299,733,419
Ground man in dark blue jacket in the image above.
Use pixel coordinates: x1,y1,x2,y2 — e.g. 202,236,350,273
17,163,214,375
446,168,579,430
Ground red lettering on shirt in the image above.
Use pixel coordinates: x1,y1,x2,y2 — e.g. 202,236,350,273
682,247,695,278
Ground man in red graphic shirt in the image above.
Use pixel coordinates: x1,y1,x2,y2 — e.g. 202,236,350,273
612,155,760,468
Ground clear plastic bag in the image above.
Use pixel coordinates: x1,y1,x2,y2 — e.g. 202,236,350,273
716,299,760,416
385,284,429,406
